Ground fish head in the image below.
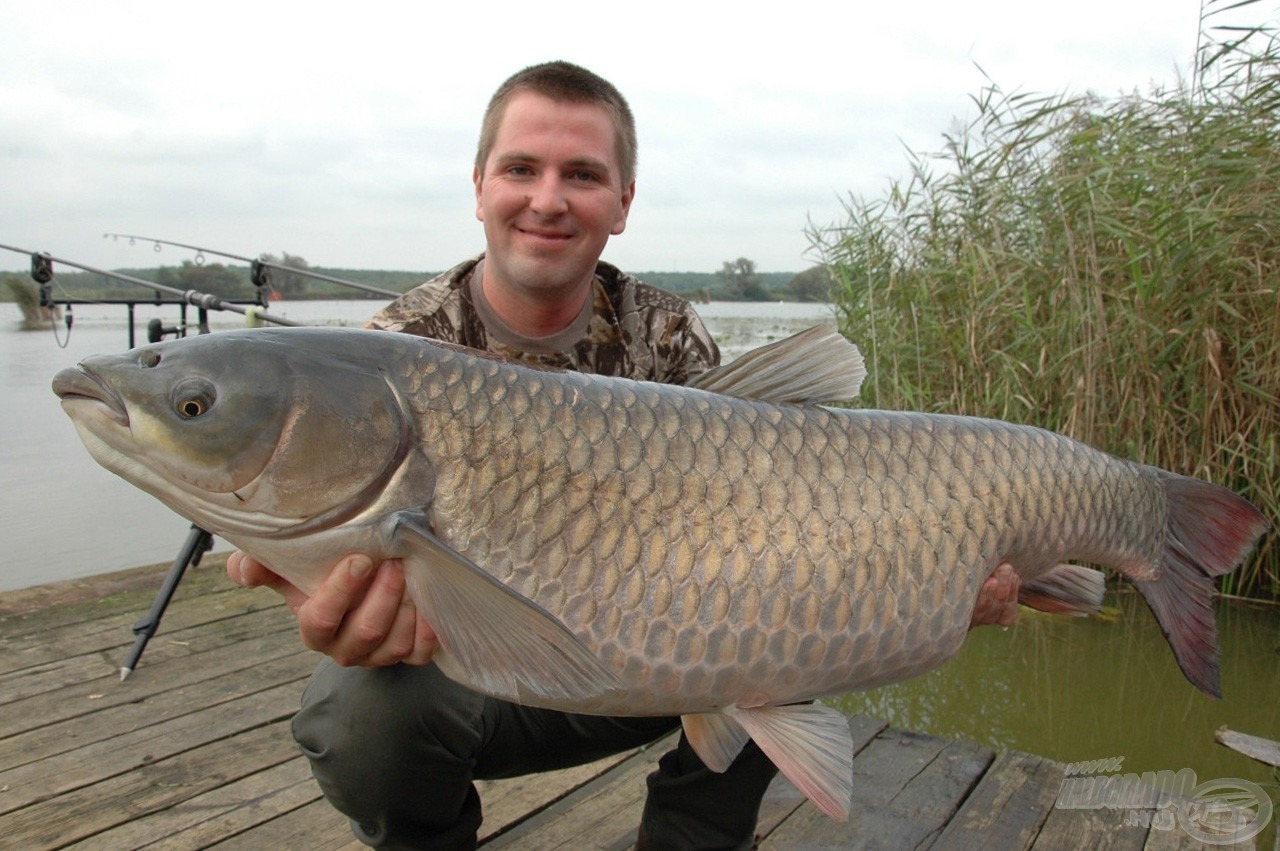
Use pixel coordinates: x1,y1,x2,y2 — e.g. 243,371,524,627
52,328,415,539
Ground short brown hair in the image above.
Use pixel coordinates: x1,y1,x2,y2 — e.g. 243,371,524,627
475,61,637,186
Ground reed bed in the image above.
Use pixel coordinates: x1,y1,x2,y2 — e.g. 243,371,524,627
810,4,1279,598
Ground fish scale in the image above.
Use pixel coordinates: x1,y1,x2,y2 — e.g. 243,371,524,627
53,325,1269,820
412,345,1158,713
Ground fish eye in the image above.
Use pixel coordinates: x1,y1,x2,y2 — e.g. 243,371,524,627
172,379,216,420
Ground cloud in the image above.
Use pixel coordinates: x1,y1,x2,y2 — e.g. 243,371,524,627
2,0,1259,275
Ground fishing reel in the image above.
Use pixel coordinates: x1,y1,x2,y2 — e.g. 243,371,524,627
251,259,273,307
30,252,54,308
146,317,186,343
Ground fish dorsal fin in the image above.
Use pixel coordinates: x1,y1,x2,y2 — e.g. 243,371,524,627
688,325,865,404
389,512,625,704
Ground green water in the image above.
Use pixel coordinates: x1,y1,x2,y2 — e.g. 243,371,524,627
829,592,1280,841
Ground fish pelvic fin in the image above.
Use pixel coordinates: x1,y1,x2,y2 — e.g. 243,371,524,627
1019,564,1106,615
1133,471,1270,699
390,513,625,704
723,703,854,822
682,712,752,773
688,326,865,405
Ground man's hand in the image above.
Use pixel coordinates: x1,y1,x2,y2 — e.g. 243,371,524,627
970,562,1020,628
226,551,438,667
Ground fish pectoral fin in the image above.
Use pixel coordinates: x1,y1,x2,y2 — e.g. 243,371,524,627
688,326,865,405
1019,563,1106,616
391,514,625,704
681,712,751,772
724,703,854,822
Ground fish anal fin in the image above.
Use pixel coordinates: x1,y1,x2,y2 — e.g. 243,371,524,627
724,703,854,821
1019,564,1106,615
682,712,751,773
390,513,625,704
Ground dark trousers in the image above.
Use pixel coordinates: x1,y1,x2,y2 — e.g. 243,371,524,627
292,659,779,850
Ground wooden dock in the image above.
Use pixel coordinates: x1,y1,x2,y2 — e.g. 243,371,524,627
0,555,1252,850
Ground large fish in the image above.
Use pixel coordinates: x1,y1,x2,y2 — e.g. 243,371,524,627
52,326,1268,820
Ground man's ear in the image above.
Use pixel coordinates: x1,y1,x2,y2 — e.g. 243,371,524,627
612,181,636,235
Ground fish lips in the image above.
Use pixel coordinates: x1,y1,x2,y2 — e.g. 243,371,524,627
52,366,129,426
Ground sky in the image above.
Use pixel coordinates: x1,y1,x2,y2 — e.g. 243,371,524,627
1,0,1273,277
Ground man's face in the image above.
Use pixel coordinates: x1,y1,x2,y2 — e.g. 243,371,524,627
474,92,635,302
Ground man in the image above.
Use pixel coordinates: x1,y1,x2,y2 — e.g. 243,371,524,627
229,61,1019,850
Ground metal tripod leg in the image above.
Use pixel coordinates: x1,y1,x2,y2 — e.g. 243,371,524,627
120,524,215,680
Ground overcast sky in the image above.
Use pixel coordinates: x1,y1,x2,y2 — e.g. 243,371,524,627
1,1,1272,277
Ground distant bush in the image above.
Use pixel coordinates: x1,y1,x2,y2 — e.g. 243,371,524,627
811,5,1279,598
4,275,60,330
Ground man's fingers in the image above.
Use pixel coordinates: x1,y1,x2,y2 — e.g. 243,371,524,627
403,616,440,667
227,551,309,614
297,555,378,655
362,596,424,668
971,562,1021,628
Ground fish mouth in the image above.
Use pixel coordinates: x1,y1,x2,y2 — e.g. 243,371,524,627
52,366,129,425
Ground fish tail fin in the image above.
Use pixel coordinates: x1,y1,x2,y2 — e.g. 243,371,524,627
1018,564,1106,615
1132,471,1269,699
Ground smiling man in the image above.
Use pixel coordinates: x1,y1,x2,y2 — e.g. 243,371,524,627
229,61,1020,851
473,90,634,334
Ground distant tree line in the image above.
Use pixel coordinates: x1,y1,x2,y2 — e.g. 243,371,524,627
2,258,838,303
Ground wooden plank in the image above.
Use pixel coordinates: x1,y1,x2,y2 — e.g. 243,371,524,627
197,799,359,851
181,750,651,851
761,728,993,849
61,758,321,851
0,582,285,661
0,586,289,705
1216,727,1280,769
0,719,299,848
0,680,303,817
0,557,231,620
0,556,240,661
0,585,284,677
1142,815,1256,850
481,739,671,850
929,750,1065,850
0,649,314,772
1031,805,1150,850
475,749,651,844
0,625,309,743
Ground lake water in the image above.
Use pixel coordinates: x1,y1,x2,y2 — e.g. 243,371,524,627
4,297,1276,844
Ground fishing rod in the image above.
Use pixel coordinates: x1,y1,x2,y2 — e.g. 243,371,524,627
103,232,402,299
0,242,302,334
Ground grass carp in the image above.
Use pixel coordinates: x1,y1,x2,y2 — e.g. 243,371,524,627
52,326,1269,820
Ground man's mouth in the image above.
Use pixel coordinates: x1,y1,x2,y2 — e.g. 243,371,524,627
516,226,574,242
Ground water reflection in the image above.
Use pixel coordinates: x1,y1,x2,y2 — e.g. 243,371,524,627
831,590,1280,836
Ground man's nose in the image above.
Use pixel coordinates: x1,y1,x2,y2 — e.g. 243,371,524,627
528,174,569,215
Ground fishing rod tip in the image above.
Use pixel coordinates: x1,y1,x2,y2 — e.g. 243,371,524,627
119,667,132,682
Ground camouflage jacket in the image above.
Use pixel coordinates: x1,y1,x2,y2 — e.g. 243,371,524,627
366,256,720,384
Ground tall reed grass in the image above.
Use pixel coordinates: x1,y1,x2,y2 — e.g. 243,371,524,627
810,3,1279,598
